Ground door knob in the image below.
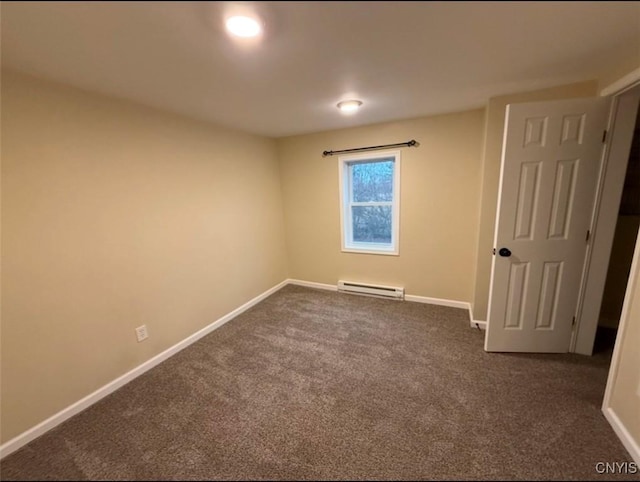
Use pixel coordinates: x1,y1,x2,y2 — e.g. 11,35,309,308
498,248,512,257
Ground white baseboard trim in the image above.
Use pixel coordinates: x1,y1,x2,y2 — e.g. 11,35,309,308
603,406,640,464
470,320,487,330
287,279,338,291
289,280,480,327
0,279,289,460
404,294,470,311
287,280,473,315
404,294,483,329
467,307,487,330
289,281,476,324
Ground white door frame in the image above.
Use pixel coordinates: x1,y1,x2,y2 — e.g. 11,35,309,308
571,68,640,355
601,224,640,463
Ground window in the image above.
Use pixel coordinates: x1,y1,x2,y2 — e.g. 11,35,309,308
339,150,400,255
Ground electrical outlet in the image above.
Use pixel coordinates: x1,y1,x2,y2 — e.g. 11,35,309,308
135,324,149,343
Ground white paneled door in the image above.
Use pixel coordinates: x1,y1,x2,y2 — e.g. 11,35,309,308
485,98,611,352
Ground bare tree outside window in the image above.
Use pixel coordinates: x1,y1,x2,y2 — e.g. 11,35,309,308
339,150,400,255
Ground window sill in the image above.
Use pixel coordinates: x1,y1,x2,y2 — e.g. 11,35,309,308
342,246,399,256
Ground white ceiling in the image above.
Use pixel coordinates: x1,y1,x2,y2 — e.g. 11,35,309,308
2,1,639,137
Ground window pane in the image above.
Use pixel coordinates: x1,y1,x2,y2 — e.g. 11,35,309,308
351,160,394,202
352,205,392,244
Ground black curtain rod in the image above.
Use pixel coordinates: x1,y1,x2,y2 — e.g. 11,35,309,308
322,139,418,157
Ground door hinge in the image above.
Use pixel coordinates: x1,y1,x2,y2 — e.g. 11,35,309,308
586,229,591,243
602,130,608,143
572,316,576,327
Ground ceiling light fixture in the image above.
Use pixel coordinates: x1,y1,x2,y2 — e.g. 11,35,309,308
225,15,262,38
337,100,363,114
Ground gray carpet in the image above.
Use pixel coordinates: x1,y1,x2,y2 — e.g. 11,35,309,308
1,284,637,481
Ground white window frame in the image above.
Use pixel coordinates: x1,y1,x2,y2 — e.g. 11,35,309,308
338,149,401,255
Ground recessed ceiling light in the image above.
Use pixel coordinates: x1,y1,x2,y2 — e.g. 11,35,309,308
337,100,363,114
226,16,262,38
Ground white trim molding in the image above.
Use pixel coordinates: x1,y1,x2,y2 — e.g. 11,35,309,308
470,320,487,330
338,149,401,256
404,294,479,328
574,92,640,354
290,280,476,326
404,294,469,311
287,279,338,291
600,66,640,97
603,228,640,406
0,279,289,460
600,226,640,465
467,306,487,330
603,408,640,464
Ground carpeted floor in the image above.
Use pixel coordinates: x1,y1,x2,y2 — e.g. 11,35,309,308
1,284,637,481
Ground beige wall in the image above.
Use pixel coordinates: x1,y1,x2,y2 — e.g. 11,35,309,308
0,71,288,443
278,110,484,302
471,81,599,321
0,69,623,446
608,226,640,459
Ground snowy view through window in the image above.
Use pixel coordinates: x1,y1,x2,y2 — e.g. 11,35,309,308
350,160,394,244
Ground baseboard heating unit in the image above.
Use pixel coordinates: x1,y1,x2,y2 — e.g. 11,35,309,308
337,280,405,300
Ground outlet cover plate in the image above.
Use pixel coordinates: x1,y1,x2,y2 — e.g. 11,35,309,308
135,325,148,342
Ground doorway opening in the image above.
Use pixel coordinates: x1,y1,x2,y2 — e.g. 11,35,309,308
594,103,640,354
